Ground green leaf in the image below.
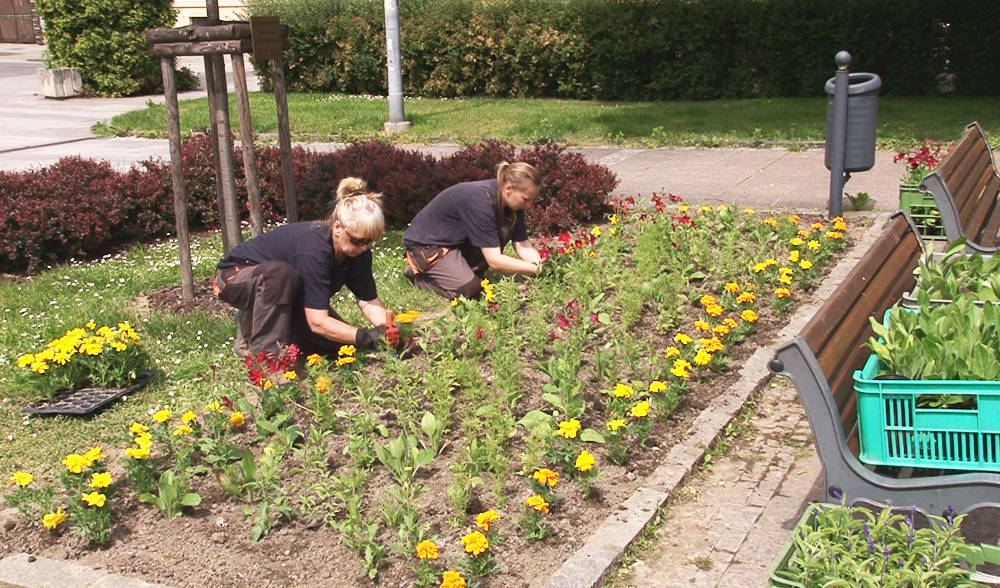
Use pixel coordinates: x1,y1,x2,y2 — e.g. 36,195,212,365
579,428,606,444
180,493,201,507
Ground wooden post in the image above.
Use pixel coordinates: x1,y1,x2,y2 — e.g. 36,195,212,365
206,0,219,20
203,56,233,253
271,57,298,223
210,54,244,249
160,57,195,300
231,52,264,237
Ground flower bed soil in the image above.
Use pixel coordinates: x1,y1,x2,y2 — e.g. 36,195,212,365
0,212,865,588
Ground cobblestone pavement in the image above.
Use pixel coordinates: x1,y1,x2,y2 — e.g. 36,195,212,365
625,382,824,588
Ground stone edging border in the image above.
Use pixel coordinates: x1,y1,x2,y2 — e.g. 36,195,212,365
542,212,890,588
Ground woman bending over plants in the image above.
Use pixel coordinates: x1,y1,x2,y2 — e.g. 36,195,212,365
402,162,544,300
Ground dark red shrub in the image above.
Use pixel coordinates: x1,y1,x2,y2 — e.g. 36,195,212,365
334,141,438,229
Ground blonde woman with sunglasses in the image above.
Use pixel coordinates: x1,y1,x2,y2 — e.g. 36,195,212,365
213,177,398,356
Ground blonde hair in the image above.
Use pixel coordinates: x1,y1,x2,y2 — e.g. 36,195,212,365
328,177,385,242
495,161,541,227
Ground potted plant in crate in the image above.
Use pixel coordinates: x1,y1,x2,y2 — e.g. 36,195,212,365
895,140,948,240
768,500,998,588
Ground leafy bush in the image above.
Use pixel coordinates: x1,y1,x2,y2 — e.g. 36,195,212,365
36,0,191,97
0,140,616,273
247,0,997,99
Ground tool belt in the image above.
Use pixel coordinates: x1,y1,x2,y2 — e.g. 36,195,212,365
211,265,244,297
405,245,449,275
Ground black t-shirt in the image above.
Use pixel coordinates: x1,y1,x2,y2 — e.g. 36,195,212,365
217,221,378,309
403,179,528,249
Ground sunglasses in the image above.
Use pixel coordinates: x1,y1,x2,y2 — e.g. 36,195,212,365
346,232,373,247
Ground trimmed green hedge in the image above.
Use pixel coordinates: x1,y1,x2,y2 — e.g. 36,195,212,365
37,0,177,96
247,0,1000,100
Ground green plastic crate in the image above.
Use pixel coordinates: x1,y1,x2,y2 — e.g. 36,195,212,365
900,183,947,241
854,352,1000,472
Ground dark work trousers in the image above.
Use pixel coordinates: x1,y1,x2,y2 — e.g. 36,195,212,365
214,261,345,357
410,243,489,300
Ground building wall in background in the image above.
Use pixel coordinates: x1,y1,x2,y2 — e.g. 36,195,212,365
174,0,247,26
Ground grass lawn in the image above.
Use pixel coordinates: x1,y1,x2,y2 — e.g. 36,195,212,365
97,94,1000,149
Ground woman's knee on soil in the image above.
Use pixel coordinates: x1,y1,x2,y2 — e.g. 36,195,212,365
256,260,303,305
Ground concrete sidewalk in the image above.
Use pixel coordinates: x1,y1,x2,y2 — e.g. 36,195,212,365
0,43,905,212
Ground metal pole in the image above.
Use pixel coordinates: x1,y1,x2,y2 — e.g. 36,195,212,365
383,0,411,134
828,51,851,219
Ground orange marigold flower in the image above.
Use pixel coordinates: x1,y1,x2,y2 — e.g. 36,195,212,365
797,229,810,238
694,320,710,332
722,318,738,329
525,494,550,514
315,376,331,393
306,353,321,366
475,510,501,531
764,218,778,227
440,570,466,588
712,325,730,337
532,468,559,488
705,303,724,317
461,531,490,556
735,292,756,304
699,295,716,307
811,222,825,231
741,309,759,323
776,287,791,299
230,411,245,427
416,540,439,560
789,214,800,223
724,282,740,294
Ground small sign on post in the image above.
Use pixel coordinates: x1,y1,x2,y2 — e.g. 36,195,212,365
250,16,283,61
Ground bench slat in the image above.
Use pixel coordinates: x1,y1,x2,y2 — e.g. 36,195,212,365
973,175,1000,247
937,126,981,179
954,151,993,222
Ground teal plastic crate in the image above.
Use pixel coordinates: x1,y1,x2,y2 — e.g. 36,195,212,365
854,352,1000,472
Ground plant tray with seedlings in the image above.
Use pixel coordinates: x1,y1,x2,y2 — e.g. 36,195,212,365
768,503,1000,588
23,370,155,416
854,352,1000,472
902,247,999,309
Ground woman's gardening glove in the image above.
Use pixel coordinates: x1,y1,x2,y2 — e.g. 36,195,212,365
355,325,387,350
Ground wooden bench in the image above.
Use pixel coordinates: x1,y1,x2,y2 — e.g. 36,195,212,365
768,211,1000,515
919,122,1000,254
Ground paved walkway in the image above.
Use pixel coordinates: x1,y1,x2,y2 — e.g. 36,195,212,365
0,43,905,212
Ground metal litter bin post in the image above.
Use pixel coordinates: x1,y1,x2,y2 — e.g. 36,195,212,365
825,51,881,218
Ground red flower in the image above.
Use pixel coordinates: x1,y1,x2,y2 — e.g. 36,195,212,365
558,232,571,244
667,193,683,203
249,368,266,386
474,325,484,340
590,312,600,326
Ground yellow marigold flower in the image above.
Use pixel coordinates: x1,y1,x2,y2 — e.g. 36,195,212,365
315,376,331,393
678,204,689,213
282,370,297,380
753,262,767,273
778,266,794,276
789,214,800,223
83,447,106,463
575,450,596,472
670,361,691,380
722,318,738,329
743,208,754,215
96,326,114,339
306,353,321,366
808,240,821,251
705,303,723,317
764,218,778,227
525,494,550,514
337,356,356,366
81,491,106,508
338,344,356,357
62,454,91,474
172,424,193,437
205,401,224,414
440,570,466,588
694,320,710,332
10,471,33,487
797,229,810,238
833,218,847,231
699,295,716,307
789,250,800,263
724,282,740,294
30,361,49,374
134,433,153,450
532,468,559,487
230,411,245,427
152,409,172,424
480,278,491,289
609,227,617,235
606,419,627,431
741,309,759,323
475,510,501,531
16,354,34,368
557,418,581,439
451,298,460,307
776,287,791,299
395,310,422,323
263,380,274,389
700,337,725,353
85,321,96,330
415,540,439,560
609,214,618,225
674,333,693,345
589,250,597,258
717,204,727,212
811,222,825,231
42,507,67,530
712,325,730,337
736,291,756,304
825,230,844,240
789,237,804,247
649,380,667,394
125,446,150,460
88,472,112,489
591,226,602,237
799,259,813,270
612,383,634,398
694,349,712,366
80,341,102,356
109,340,127,352
699,205,712,214
664,345,680,358
765,258,778,267
181,411,197,424
630,401,651,418
461,531,490,556
779,275,793,285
